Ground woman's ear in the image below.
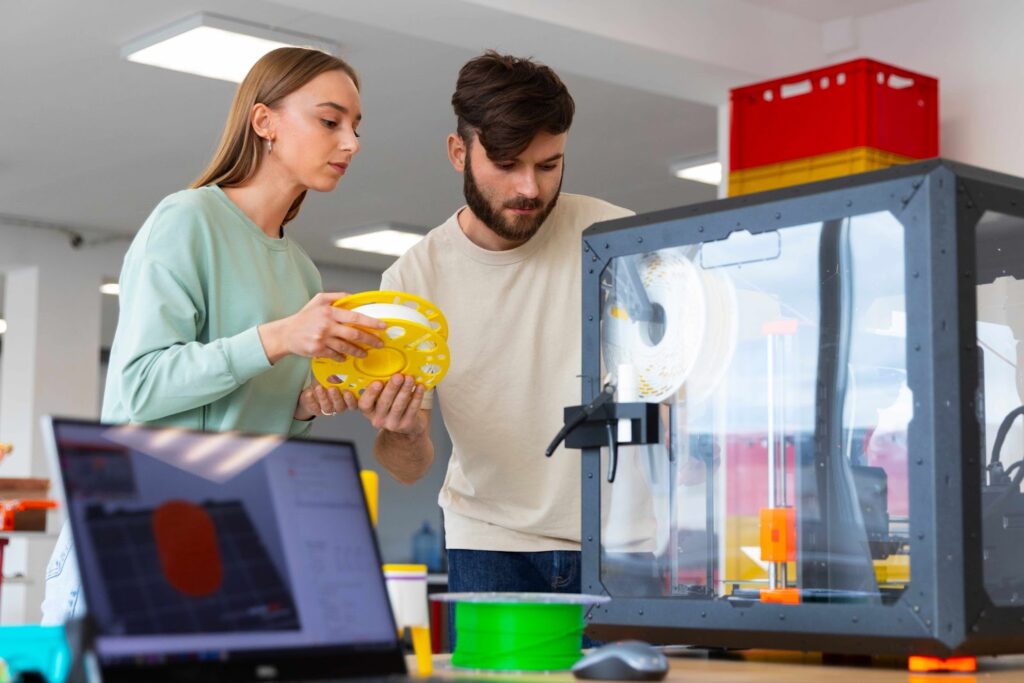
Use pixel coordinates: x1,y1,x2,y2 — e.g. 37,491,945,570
447,133,467,173
251,102,276,142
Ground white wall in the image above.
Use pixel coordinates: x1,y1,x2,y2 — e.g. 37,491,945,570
829,0,1024,177
0,221,451,624
1,220,122,624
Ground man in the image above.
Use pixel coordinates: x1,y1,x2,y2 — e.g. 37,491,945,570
352,51,632,597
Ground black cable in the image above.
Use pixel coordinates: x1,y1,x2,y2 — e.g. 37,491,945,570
990,405,1024,469
1005,460,1023,482
605,421,619,482
544,382,616,457
984,457,1024,519
983,410,1024,518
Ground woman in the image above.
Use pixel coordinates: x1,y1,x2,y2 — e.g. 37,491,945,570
42,47,384,623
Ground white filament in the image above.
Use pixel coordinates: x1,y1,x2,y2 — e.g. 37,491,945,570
353,303,430,327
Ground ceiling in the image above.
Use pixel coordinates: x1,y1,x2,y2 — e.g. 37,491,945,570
0,0,927,274
740,0,926,22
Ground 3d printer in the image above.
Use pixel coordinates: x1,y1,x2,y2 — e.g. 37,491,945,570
556,159,1024,656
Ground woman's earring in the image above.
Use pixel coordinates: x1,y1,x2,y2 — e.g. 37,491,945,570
267,138,273,155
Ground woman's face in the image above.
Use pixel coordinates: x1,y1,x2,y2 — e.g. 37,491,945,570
268,69,361,193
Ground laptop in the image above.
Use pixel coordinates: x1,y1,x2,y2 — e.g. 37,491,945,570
43,417,415,683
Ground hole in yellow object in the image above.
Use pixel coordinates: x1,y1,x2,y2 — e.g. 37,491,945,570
357,348,406,377
417,341,437,352
420,363,441,375
326,374,347,384
386,326,406,340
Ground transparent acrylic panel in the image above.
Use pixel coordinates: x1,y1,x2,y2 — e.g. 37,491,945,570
599,212,910,605
976,210,1024,607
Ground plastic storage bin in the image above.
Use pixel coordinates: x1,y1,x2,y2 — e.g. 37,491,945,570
0,625,71,682
729,58,938,172
728,146,915,196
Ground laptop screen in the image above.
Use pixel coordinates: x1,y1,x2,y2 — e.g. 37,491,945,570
46,419,402,677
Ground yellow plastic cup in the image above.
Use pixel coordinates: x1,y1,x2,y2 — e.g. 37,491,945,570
360,470,379,528
382,564,432,675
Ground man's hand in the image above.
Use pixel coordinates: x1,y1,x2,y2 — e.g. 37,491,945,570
355,374,427,434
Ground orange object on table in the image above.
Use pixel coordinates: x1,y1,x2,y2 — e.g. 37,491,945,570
1,499,58,531
908,655,977,673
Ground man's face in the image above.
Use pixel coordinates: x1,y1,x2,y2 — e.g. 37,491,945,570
462,130,566,244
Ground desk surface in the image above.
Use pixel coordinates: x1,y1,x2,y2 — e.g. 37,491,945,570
417,650,1024,682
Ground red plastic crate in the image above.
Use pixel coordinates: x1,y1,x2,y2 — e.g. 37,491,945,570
730,58,938,171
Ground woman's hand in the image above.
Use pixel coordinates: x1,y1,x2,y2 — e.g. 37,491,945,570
294,383,349,420
259,292,387,365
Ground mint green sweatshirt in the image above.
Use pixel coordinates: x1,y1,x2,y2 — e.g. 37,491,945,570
100,185,320,437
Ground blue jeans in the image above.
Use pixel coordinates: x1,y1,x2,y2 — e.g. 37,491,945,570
446,549,594,650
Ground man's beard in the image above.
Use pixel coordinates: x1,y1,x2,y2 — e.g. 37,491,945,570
463,153,562,244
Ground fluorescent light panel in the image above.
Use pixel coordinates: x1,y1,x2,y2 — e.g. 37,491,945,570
0,318,7,335
334,230,424,257
674,161,722,185
100,283,120,296
122,13,336,83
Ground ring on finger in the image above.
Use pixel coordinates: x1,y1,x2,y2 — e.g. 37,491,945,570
321,408,337,416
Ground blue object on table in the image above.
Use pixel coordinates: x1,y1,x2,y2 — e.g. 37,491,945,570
0,625,71,682
412,520,442,572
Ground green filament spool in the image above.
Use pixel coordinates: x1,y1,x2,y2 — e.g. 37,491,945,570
431,592,610,672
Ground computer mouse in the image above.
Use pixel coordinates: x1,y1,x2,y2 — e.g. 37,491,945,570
572,640,669,681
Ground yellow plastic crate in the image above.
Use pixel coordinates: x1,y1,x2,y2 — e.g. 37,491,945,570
874,553,910,587
726,514,910,592
724,515,795,586
728,146,920,197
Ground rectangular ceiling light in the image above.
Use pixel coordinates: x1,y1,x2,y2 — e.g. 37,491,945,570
121,13,337,83
334,224,427,258
0,318,7,335
672,158,723,186
99,283,120,296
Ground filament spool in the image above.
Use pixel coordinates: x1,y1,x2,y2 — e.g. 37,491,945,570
312,291,451,393
679,267,739,405
430,592,609,671
602,251,706,402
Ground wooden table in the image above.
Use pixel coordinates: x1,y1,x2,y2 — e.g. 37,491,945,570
413,649,1024,682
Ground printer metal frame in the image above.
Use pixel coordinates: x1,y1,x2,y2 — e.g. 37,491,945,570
577,159,1024,656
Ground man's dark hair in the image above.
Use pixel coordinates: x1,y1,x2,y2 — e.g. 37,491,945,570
452,51,575,161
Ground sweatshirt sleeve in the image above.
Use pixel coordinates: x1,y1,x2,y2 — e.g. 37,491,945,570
288,417,315,438
115,203,272,422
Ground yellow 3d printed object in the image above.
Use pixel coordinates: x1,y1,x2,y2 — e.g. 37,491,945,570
312,291,450,394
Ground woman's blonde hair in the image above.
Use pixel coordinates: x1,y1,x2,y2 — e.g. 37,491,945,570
192,47,360,226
